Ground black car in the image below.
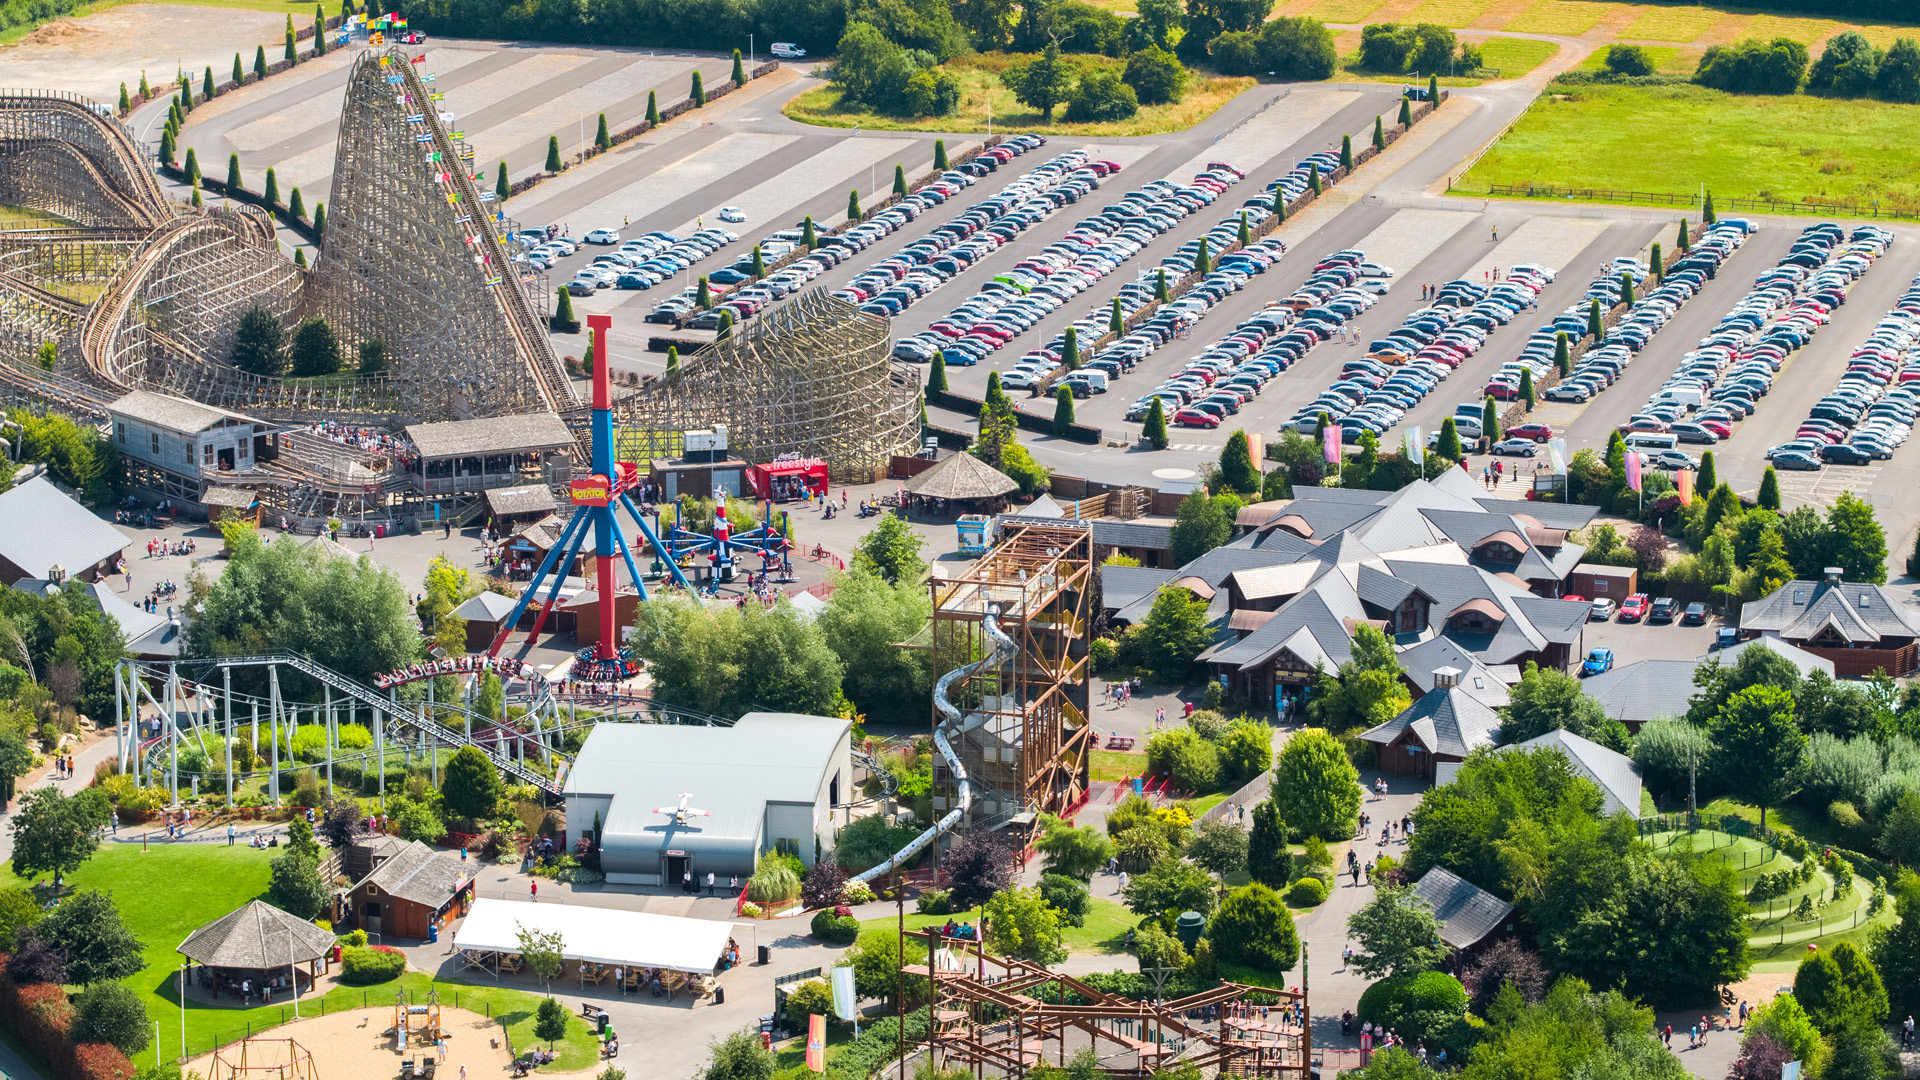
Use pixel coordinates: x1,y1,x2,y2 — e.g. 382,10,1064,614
1681,602,1708,626
1821,443,1875,466
1649,597,1677,623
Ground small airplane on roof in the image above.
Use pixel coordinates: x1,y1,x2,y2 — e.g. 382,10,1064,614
654,793,710,826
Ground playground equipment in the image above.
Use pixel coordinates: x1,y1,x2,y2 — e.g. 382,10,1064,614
212,1037,320,1080
486,313,693,670
394,991,442,1051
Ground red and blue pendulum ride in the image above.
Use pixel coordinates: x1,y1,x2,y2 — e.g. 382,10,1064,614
485,313,695,683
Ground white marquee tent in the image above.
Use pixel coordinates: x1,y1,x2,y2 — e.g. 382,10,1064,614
453,898,731,975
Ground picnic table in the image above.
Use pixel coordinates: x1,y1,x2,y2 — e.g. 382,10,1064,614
1105,734,1136,751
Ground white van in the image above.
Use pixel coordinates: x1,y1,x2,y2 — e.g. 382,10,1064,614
770,42,806,58
1652,386,1704,409
1624,432,1679,452
1065,369,1109,393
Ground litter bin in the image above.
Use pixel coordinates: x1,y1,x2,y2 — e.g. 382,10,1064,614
715,986,725,1006
597,1011,611,1034
428,924,439,945
757,944,771,965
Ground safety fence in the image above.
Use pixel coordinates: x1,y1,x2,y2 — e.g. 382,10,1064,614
1481,183,1920,221
191,988,515,1062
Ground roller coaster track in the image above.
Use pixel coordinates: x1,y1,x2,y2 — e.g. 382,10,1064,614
850,604,1017,885
0,90,171,228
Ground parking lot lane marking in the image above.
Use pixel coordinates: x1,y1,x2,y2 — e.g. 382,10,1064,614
1343,207,1479,279
673,135,913,235
1459,216,1613,284
1159,90,1359,183
519,130,797,230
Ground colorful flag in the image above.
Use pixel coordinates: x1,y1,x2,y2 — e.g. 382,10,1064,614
422,73,436,82
411,54,426,63
1624,451,1642,492
1677,468,1694,505
430,92,445,101
453,214,471,224
414,133,433,143
806,1015,825,1072
479,192,495,202
378,55,390,66
423,151,442,162
386,75,403,85
406,113,426,123
1323,424,1341,465
1405,426,1423,466
1547,438,1566,473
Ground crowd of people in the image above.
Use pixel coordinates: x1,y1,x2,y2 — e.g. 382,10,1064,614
302,421,420,472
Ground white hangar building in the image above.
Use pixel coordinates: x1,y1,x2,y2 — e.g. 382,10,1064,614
563,713,853,886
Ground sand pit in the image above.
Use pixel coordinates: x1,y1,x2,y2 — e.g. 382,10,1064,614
188,1005,523,1080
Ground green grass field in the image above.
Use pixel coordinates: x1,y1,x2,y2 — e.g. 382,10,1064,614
0,0,324,45
1617,4,1719,42
1505,0,1623,34
1574,43,1696,73
0,844,599,1068
1401,0,1497,29
1461,82,1920,210
1302,0,1391,22
1478,36,1562,76
1090,749,1145,782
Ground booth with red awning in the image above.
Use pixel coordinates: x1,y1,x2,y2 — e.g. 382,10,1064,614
745,458,829,502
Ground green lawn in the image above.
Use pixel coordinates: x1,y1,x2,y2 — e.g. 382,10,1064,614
1090,750,1145,782
1478,36,1562,78
1574,43,1696,74
1460,82,1920,211
1185,792,1230,818
1504,0,1623,35
857,897,1137,957
0,844,599,1068
0,0,333,44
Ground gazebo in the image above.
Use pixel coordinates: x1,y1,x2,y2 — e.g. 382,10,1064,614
177,900,335,1002
905,452,1018,516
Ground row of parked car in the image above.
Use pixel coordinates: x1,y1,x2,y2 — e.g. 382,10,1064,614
1617,222,1876,464
1257,249,1555,443
1768,257,1920,470
1540,227,1747,439
891,160,1244,377
560,228,743,295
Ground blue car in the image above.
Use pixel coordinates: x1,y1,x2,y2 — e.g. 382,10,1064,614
709,268,752,284
942,349,979,367
1581,648,1615,677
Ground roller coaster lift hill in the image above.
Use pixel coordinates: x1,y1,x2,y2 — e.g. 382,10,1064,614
484,314,797,677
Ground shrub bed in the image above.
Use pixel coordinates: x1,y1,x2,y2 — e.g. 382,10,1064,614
340,944,408,985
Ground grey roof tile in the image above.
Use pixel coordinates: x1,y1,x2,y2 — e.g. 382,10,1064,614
1414,867,1515,949
1512,729,1642,818
0,478,131,581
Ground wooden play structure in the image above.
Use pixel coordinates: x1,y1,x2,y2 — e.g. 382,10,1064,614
393,990,443,1051
211,1037,320,1080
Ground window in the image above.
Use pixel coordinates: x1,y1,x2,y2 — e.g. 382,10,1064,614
238,439,250,460
362,901,380,917
115,423,126,444
203,443,215,466
151,433,160,455
829,771,840,808
1593,580,1608,593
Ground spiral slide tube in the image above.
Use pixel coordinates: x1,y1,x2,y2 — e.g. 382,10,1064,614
850,603,1017,885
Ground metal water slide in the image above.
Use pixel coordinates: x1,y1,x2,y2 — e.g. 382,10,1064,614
849,604,1016,885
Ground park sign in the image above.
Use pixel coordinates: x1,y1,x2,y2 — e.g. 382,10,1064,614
570,474,612,506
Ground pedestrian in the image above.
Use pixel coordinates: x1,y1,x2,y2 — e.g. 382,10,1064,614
227,823,236,846
614,966,625,996
437,1038,447,1062
531,879,538,901
1904,1015,1914,1047
1491,225,1498,242
1688,1024,1697,1048
706,871,716,896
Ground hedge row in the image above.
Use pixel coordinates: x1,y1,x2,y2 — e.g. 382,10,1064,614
0,955,136,1080
121,12,342,117
929,387,1104,444
157,164,323,245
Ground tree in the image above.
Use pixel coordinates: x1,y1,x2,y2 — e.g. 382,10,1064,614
1124,45,1187,105
39,889,145,985
267,849,328,920
847,189,861,220
1348,884,1446,978
183,146,200,185
926,350,948,394
983,886,1066,964
1500,661,1626,750
1604,43,1653,76
285,20,298,62
0,731,32,806
1002,43,1073,121
73,983,150,1056
1061,326,1080,370
119,82,131,113
1398,95,1413,126
285,815,320,863
853,514,926,584
1035,817,1114,880
1142,396,1169,449
1871,871,1920,1019
1826,491,1887,584
704,1028,776,1080
1307,624,1410,732
1189,817,1249,879
627,597,846,719
552,286,577,332
287,316,341,377
441,744,504,825
1481,394,1500,444
1794,940,1888,1033
1154,268,1170,302
1436,415,1463,461
690,69,706,105
391,798,445,843
1210,883,1299,972
0,886,42,951
545,135,563,172
319,795,366,849
252,44,266,79
1757,465,1781,512
233,51,245,86
1133,586,1211,681
933,139,949,170
534,995,569,1049
1827,1018,1895,1080
1037,873,1090,928
1218,718,1272,785
1710,684,1804,829
1051,386,1076,436
158,127,175,165
1340,133,1354,171
517,923,565,994
1247,799,1288,889
1810,30,1880,95
1518,366,1535,410
818,568,931,722
1218,430,1260,495
9,787,104,888
665,346,679,373
1257,16,1337,80
1271,729,1361,839
802,215,818,249
944,830,1015,910
1878,37,1920,102
1123,856,1218,918
1169,491,1231,564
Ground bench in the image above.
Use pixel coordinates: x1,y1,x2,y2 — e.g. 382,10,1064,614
1104,735,1136,751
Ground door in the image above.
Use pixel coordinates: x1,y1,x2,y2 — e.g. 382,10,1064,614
664,854,689,891
362,900,382,936
218,447,235,471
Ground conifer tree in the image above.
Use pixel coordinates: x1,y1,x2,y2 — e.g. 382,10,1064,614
140,71,151,98
751,244,765,278
288,186,305,219
1195,237,1210,274
1340,134,1353,170
234,53,245,86
1519,367,1534,410
1372,114,1384,150
1154,269,1169,302
934,139,948,170
1142,396,1169,450
732,49,746,84
1237,212,1250,248
666,345,679,373
285,15,298,63
1651,241,1663,279
696,276,712,308
312,202,326,237
802,216,817,249
1554,331,1570,376
594,113,610,151
118,83,130,114
264,167,279,207
294,246,306,267
495,161,509,200
848,189,861,220
691,71,705,106
551,287,576,330
205,66,215,99
1052,386,1076,436
183,147,199,184
1110,298,1123,335
1062,326,1079,369
893,163,907,197
312,8,326,55
545,136,562,172
190,177,202,208
1676,217,1690,251
645,90,659,125
254,46,267,80
1702,189,1716,224
158,127,175,165
1308,163,1321,195
1758,466,1781,512
1428,74,1438,100
1398,96,1412,126
928,350,947,393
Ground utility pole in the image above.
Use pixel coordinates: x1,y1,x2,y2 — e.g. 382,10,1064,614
895,863,905,1080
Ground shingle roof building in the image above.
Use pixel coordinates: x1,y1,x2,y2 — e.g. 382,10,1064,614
0,477,131,586
1360,668,1503,770
354,840,472,908
1512,728,1643,817
1579,659,1700,729
1413,867,1515,950
1740,571,1920,645
177,900,335,969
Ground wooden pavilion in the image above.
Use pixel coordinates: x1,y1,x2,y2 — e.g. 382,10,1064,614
904,452,1018,517
177,900,335,1002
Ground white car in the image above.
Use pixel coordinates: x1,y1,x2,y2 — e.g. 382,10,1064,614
584,228,621,245
718,206,746,223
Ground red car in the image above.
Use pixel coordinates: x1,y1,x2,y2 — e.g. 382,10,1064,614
1618,593,1650,622
1507,422,1555,442
1173,408,1221,428
1485,380,1521,401
1699,419,1733,439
